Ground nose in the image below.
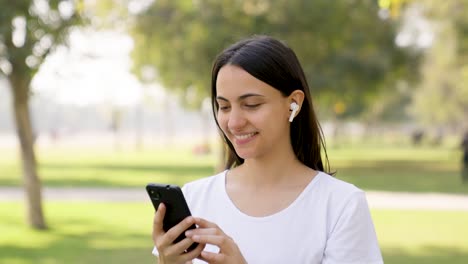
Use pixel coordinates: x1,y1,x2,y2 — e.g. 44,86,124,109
227,108,247,131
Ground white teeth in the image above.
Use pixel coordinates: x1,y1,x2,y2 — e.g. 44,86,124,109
234,133,256,140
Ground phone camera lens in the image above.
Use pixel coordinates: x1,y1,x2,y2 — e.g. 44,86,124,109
154,192,161,200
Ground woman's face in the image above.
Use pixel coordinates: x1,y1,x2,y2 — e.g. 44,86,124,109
215,64,292,160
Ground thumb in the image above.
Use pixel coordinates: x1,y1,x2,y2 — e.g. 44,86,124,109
153,203,166,238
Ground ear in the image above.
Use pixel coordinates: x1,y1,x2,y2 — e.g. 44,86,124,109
288,90,305,110
287,90,305,122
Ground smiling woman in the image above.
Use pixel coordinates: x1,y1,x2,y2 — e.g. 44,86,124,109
215,64,300,160
150,35,384,264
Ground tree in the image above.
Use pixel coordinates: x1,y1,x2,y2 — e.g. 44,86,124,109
0,0,84,229
380,0,468,131
130,0,414,118
406,0,468,131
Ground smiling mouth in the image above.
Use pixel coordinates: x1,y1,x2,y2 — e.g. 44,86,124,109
233,132,258,140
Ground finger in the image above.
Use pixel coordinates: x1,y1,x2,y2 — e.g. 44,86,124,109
200,250,226,263
165,237,197,256
171,242,205,264
193,217,219,229
185,227,218,237
153,203,166,238
191,234,229,247
181,243,206,262
164,216,196,244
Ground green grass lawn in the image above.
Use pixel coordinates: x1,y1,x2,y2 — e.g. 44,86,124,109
372,210,468,263
0,146,216,188
328,145,467,193
1,144,467,263
0,202,154,264
1,144,467,194
0,202,467,264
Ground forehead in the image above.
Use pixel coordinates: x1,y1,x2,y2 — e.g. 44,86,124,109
216,65,280,99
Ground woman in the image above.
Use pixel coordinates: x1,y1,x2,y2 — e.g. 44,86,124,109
152,35,383,264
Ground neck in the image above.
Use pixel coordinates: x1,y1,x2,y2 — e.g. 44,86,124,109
234,148,310,188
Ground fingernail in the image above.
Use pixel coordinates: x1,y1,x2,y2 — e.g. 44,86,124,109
185,230,192,236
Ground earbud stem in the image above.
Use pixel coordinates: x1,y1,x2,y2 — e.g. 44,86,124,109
289,109,298,122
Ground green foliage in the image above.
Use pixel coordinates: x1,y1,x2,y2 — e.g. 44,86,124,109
131,0,415,114
408,0,468,130
0,0,85,80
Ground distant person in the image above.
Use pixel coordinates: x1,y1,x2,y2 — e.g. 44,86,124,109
411,129,424,145
150,35,383,263
462,131,468,183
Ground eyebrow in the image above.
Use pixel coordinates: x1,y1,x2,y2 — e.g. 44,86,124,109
216,93,265,102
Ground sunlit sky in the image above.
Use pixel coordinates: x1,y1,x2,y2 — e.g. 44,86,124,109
32,28,150,107
395,4,434,49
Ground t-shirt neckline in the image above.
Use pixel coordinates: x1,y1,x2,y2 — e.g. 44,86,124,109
219,169,323,221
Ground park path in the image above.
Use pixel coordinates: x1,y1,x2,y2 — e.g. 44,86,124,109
1,187,468,211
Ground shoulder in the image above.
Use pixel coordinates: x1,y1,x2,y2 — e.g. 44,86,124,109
181,170,226,200
312,172,369,217
183,170,225,190
315,171,364,198
317,173,383,262
180,170,227,214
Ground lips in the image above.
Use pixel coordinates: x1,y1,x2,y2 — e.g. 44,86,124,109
233,132,257,140
231,132,258,145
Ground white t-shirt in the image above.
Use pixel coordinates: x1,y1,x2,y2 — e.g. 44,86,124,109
154,170,383,264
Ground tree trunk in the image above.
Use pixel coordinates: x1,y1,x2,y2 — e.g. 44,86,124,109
9,75,47,229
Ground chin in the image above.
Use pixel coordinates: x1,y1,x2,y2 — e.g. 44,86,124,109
234,150,251,159
235,150,260,160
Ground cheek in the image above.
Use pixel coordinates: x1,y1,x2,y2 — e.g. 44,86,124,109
216,114,229,131
262,110,288,132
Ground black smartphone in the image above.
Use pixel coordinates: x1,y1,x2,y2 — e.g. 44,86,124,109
146,183,198,252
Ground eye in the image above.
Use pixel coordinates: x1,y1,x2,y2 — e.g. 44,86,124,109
245,104,261,109
218,105,230,111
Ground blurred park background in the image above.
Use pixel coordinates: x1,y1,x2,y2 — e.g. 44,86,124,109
0,0,467,263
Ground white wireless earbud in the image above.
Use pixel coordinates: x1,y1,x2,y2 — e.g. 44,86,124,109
289,102,299,122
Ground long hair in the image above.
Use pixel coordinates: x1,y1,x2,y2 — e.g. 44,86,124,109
211,35,332,174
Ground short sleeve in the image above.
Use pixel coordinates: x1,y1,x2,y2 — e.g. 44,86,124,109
323,192,383,264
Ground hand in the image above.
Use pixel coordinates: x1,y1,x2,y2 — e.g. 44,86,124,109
185,218,247,264
153,203,205,264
